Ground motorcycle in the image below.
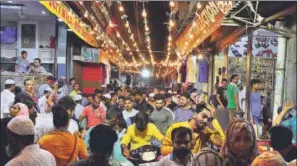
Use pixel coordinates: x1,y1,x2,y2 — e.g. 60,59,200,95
129,145,159,166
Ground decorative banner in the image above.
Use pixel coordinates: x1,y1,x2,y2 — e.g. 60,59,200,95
175,1,234,55
39,1,98,47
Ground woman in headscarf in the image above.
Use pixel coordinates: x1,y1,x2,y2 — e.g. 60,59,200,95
193,147,223,166
9,103,29,117
220,119,259,166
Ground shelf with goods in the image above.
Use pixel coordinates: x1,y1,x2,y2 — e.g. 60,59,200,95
228,57,276,96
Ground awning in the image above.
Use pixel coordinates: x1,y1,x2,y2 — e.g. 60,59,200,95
39,1,98,47
175,1,235,55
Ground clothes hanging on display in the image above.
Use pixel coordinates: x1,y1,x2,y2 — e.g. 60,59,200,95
177,57,188,83
186,55,198,84
198,59,209,83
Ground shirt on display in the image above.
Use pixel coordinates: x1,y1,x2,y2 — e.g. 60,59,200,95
198,59,209,83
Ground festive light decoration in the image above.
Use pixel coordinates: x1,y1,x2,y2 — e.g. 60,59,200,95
142,3,155,65
170,1,175,7
117,1,149,65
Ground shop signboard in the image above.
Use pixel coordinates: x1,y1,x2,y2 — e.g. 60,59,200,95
175,1,234,55
39,1,98,47
228,29,278,58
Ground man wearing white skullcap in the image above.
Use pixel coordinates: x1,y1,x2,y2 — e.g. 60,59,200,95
38,86,53,114
1,79,16,119
5,116,56,166
74,94,85,125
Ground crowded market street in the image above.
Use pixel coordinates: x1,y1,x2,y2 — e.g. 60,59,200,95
0,1,296,166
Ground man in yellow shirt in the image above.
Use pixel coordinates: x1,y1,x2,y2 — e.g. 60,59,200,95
69,83,81,100
121,112,164,158
161,102,224,156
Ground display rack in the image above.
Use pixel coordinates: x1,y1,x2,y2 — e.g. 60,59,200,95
228,57,276,96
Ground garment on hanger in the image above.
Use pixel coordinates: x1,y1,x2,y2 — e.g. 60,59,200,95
186,55,197,84
198,59,209,83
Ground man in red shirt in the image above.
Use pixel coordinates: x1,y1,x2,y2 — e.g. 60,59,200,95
79,95,106,128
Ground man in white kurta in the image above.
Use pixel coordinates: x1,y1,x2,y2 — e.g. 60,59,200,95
1,79,16,118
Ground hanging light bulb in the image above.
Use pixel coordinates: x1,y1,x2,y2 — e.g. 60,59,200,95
169,20,175,27
170,1,175,7
125,22,129,28
84,11,89,18
142,9,147,18
109,20,114,28
119,5,124,12
197,2,202,9
94,25,98,31
168,36,172,41
145,26,149,32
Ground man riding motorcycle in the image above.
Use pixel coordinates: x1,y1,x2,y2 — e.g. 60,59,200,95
121,112,164,164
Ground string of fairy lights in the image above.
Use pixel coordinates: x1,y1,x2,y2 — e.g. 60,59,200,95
74,1,198,77
141,2,155,66
117,1,149,66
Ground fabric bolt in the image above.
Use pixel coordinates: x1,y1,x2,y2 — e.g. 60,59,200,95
198,59,209,83
121,123,164,150
81,105,106,128
250,92,262,124
5,144,56,166
156,153,194,166
39,131,88,166
16,57,30,73
149,108,174,135
174,107,194,122
1,89,15,118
